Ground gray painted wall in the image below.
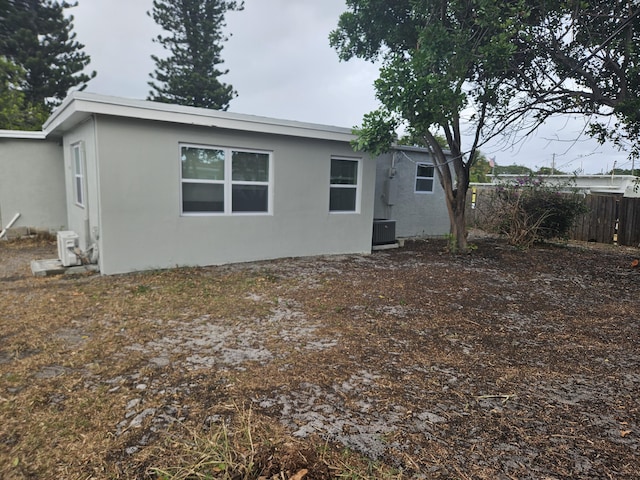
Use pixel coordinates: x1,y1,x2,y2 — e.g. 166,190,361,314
374,148,450,238
85,116,375,274
61,117,99,251
0,137,66,234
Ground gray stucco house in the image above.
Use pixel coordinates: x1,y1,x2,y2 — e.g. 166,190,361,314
0,131,67,236
1,93,376,274
374,145,450,238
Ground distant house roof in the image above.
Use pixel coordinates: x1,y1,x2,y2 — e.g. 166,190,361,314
389,144,453,156
485,173,640,198
42,92,356,143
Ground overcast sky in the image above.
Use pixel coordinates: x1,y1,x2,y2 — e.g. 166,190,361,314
69,0,632,174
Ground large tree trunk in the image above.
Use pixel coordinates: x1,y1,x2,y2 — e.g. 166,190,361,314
424,131,470,252
442,183,469,251
450,184,468,252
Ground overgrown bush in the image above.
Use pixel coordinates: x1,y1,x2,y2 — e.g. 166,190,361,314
481,175,588,248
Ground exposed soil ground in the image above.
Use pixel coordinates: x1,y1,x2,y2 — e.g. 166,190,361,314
1,235,639,479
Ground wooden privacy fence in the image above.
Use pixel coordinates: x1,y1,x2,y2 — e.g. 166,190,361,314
571,195,640,246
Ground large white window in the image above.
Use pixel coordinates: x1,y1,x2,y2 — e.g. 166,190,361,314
71,142,85,207
181,144,271,215
415,162,435,193
329,157,360,213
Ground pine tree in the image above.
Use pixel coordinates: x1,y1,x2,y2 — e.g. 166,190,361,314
0,56,49,129
148,0,243,110
0,0,95,112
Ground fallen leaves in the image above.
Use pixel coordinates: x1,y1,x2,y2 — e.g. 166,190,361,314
2,237,640,479
259,469,308,480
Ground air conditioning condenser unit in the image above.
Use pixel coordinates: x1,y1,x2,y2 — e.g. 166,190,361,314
372,219,396,246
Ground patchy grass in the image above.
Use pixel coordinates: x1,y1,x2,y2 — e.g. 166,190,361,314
1,236,639,479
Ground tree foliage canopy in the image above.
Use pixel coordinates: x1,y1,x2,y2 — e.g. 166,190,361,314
331,0,640,251
0,55,49,129
494,164,534,176
521,1,640,158
148,0,243,110
469,153,492,183
0,0,95,116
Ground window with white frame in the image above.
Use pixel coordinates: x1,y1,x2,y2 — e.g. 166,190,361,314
329,157,360,212
71,142,85,207
415,162,435,193
180,144,271,214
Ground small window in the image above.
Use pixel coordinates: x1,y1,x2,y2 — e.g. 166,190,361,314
180,144,271,215
330,157,360,212
71,143,85,207
415,163,434,193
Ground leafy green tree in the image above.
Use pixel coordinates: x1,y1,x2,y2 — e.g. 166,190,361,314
469,153,493,183
1,0,95,114
331,0,640,251
0,56,49,129
536,167,567,176
331,0,535,251
148,0,243,110
608,168,637,176
398,132,448,149
494,164,534,176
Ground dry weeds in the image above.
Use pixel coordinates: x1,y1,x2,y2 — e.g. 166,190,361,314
1,235,639,479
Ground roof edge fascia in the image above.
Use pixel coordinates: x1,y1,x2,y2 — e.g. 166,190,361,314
0,130,47,140
43,92,356,143
391,144,453,155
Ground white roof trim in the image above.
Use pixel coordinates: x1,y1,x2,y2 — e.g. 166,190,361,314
0,130,47,140
43,92,356,142
391,144,453,155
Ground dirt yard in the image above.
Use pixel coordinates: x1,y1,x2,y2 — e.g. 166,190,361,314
1,235,639,479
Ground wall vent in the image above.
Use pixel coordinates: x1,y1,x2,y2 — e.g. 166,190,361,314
372,219,396,245
57,231,81,267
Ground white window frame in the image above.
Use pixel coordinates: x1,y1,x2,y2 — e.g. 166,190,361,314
71,142,85,208
415,162,435,194
329,156,362,214
180,143,273,216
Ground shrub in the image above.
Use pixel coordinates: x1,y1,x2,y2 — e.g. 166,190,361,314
483,175,588,248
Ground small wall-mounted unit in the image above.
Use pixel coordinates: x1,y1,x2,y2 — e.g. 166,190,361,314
57,230,81,267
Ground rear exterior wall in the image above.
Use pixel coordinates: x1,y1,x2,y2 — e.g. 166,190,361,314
90,116,375,274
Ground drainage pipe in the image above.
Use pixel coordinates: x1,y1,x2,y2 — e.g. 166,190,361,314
0,213,21,239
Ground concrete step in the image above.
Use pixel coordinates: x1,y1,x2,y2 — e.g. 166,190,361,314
31,258,99,277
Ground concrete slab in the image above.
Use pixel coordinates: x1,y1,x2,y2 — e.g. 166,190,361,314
31,259,65,277
372,242,400,251
31,258,99,277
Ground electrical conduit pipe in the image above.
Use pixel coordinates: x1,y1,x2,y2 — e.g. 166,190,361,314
0,213,21,239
